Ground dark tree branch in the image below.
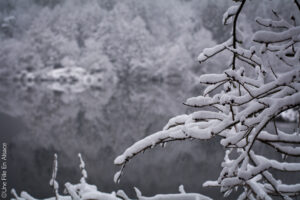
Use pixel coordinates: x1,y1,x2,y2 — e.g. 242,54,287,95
294,0,300,11
232,0,246,70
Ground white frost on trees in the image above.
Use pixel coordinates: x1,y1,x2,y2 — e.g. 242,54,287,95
115,0,300,199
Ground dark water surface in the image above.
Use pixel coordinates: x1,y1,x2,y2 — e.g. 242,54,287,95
0,79,226,199
0,79,298,199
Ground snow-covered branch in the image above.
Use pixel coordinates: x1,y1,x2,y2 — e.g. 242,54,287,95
115,1,300,199
11,154,212,200
50,154,60,200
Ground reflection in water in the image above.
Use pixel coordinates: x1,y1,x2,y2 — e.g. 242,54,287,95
0,78,226,199
1,79,297,199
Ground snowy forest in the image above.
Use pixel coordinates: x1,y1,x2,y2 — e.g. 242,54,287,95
0,0,299,199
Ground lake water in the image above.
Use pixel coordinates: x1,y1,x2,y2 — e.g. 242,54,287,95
0,78,298,199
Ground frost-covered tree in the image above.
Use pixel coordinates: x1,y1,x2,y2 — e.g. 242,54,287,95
0,0,224,82
115,0,300,199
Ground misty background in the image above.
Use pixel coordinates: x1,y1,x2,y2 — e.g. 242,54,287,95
0,0,298,199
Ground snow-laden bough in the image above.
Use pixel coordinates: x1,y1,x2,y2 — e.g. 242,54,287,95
115,1,300,199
